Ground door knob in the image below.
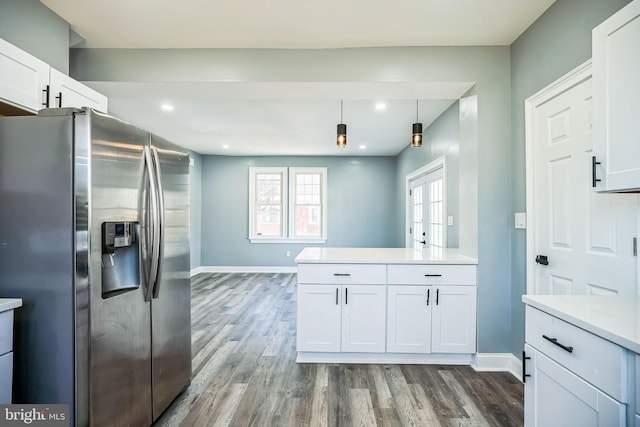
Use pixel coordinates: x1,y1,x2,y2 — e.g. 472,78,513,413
535,255,549,265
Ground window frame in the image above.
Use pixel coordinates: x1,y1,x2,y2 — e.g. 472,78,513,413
248,166,327,243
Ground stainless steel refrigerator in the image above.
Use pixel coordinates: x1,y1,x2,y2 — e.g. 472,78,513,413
0,108,191,426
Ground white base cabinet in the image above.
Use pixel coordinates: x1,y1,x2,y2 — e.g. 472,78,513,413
297,259,477,362
524,344,625,427
387,285,477,354
296,283,386,353
523,306,628,427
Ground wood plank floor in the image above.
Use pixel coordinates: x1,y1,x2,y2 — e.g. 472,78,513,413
155,273,524,427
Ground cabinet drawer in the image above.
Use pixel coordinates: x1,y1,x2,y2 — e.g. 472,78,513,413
388,264,476,285
297,264,386,285
0,310,14,356
525,306,627,402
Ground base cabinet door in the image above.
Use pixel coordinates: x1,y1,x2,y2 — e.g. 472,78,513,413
431,286,477,353
387,285,432,353
297,284,341,352
341,285,386,352
524,345,626,427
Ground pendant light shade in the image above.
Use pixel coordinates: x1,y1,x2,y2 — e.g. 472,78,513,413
337,100,347,148
412,99,423,148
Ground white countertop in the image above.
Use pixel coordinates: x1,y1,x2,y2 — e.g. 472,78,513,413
0,298,22,313
295,247,478,264
523,295,640,354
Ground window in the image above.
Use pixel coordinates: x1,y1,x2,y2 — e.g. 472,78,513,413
249,166,327,242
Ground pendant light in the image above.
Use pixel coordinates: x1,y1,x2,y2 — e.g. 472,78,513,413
412,99,423,148
337,100,347,148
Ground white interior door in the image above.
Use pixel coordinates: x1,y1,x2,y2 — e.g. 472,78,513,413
530,75,638,295
408,168,444,250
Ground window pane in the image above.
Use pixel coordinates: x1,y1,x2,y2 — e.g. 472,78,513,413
256,205,281,236
293,171,324,238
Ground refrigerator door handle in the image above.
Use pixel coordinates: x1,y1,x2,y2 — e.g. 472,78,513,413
143,145,161,302
151,147,165,299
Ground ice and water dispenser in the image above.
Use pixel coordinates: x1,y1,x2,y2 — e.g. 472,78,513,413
101,221,140,298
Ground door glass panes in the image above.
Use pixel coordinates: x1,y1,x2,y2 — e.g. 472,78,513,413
412,185,424,251
428,177,444,248
294,173,322,237
255,173,283,237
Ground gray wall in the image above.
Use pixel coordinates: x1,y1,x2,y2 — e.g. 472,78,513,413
509,0,632,357
396,101,460,248
0,0,70,73
189,152,202,270
200,155,398,267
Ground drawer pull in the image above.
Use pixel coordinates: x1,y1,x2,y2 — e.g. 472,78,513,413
542,335,574,353
424,274,442,277
333,273,351,277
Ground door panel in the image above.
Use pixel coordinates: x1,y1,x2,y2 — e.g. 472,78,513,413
387,285,431,353
532,77,637,296
431,286,476,353
296,284,341,352
341,285,386,353
149,135,191,420
85,110,153,427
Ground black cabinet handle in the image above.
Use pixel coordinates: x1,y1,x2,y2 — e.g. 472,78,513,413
345,288,348,305
522,350,531,383
592,156,601,188
436,288,439,305
42,85,50,107
335,288,339,305
542,335,573,353
425,274,442,277
426,289,430,306
55,92,63,108
333,273,351,277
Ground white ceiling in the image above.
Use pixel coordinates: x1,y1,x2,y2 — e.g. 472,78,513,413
40,0,556,156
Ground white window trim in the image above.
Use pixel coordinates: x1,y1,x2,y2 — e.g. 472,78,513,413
249,166,288,242
289,167,328,242
248,166,327,243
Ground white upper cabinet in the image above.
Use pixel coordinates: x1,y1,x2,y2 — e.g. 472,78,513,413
0,38,49,113
592,0,640,192
49,68,108,113
0,38,108,114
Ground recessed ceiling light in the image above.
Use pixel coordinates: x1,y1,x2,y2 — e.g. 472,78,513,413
161,104,174,111
375,102,386,111
222,144,230,149
359,144,366,150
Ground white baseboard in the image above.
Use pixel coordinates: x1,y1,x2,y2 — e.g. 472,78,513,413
472,353,522,381
297,352,473,365
190,265,297,276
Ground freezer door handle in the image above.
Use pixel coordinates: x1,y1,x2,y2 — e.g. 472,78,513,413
143,145,161,302
151,146,165,299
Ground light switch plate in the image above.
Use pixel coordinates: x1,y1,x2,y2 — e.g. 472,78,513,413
447,216,454,226
515,212,526,229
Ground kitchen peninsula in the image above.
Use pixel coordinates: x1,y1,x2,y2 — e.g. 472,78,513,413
295,247,478,364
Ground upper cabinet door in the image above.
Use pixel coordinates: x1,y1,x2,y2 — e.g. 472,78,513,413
0,38,49,113
49,68,108,113
592,0,640,192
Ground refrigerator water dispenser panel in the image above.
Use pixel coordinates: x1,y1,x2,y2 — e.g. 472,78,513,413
101,221,140,298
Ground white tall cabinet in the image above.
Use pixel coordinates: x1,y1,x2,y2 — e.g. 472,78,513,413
592,0,640,192
0,38,108,114
296,248,477,364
